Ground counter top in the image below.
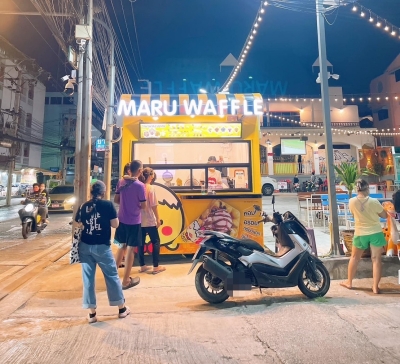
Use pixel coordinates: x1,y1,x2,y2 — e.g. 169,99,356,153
178,193,262,199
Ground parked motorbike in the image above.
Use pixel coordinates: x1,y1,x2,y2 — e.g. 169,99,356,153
18,201,47,239
188,196,330,304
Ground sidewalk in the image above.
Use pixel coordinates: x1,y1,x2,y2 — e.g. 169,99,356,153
1,253,400,363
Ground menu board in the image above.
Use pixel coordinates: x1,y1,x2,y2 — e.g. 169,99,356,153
140,123,242,139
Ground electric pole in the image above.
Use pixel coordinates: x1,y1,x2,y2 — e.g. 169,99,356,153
5,70,22,206
316,0,340,255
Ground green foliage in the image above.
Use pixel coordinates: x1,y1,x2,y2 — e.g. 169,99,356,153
334,162,375,197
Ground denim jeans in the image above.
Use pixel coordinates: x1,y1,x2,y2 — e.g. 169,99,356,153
138,226,160,267
79,242,125,309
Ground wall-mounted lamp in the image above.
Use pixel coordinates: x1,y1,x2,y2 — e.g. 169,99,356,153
266,139,271,145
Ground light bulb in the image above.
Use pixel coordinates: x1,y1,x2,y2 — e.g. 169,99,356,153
250,35,254,39
264,1,268,5
260,8,265,13
360,11,365,17
252,29,257,34
352,5,357,11
248,41,252,45
254,23,259,27
384,25,389,31
376,21,381,27
369,17,373,22
258,17,262,21
391,30,396,36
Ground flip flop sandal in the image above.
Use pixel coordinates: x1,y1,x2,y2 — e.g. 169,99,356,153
122,276,140,290
138,267,150,273
119,264,125,268
149,267,166,275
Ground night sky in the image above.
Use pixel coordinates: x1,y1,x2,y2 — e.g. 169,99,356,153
0,0,399,97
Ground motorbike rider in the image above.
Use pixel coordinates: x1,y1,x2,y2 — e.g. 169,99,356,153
23,183,48,224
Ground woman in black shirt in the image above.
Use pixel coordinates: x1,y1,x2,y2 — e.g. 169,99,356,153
75,181,130,323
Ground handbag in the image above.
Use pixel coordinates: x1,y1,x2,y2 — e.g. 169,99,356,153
70,226,82,265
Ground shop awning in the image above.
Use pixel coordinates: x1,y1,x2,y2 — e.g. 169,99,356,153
120,93,263,116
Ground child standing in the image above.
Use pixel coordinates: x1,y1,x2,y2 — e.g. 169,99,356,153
138,167,165,274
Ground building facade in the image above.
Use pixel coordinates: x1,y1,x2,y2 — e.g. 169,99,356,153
0,36,46,186
369,54,400,147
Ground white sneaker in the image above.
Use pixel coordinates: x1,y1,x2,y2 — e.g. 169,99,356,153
118,306,131,319
88,313,97,323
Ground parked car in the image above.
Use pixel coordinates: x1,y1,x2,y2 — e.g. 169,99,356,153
261,176,277,196
48,185,75,212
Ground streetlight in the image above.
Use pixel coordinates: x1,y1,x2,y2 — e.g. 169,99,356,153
316,71,339,83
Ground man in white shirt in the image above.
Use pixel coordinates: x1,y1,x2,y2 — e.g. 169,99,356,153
201,156,223,189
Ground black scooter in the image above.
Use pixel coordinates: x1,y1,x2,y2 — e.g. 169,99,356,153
18,201,47,239
188,196,330,304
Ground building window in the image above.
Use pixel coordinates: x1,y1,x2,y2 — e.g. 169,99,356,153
28,83,34,100
63,97,74,105
26,113,32,128
395,69,400,82
50,97,62,105
23,143,30,158
377,109,389,121
45,97,49,104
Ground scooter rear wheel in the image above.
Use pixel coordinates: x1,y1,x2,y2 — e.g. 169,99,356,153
195,266,229,304
298,262,330,298
22,222,31,239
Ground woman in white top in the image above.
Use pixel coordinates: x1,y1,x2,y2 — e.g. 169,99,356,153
340,179,387,294
138,167,165,274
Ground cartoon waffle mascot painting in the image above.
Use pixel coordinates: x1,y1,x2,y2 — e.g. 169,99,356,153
151,182,185,251
181,199,241,244
382,201,400,257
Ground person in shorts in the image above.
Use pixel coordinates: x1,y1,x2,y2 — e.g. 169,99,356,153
340,179,387,294
114,160,146,290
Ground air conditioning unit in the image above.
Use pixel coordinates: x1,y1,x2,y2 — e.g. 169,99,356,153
300,136,308,142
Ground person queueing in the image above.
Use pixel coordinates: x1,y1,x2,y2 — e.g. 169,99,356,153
114,160,146,290
138,167,166,275
340,179,388,294
75,181,130,323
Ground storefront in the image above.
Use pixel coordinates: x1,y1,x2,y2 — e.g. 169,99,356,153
118,93,264,254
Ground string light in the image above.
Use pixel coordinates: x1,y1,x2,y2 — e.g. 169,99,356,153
262,93,399,103
221,1,267,92
264,113,400,136
353,3,400,41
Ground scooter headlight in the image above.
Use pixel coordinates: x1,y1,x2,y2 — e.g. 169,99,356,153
25,203,34,212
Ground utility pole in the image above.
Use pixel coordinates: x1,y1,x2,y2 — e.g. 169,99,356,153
79,0,93,205
94,18,115,200
316,0,340,255
5,70,21,206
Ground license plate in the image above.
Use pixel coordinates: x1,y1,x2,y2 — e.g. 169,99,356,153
52,204,60,208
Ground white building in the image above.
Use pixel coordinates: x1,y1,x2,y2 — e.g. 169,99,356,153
260,87,376,177
0,36,46,186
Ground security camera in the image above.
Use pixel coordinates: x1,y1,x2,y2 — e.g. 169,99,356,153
64,78,76,96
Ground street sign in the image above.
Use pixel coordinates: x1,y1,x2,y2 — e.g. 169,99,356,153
95,139,106,152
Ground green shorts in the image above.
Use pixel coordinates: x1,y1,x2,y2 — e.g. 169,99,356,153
353,232,387,250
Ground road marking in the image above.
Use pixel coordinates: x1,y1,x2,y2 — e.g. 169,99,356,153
6,227,21,232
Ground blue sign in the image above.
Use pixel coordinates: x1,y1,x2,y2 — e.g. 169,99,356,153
49,167,59,172
96,139,106,152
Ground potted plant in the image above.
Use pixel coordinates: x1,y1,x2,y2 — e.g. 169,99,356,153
334,162,374,199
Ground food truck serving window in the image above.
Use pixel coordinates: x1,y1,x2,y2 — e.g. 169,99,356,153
133,141,252,192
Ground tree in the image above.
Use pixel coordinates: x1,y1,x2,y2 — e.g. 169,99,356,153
334,162,375,198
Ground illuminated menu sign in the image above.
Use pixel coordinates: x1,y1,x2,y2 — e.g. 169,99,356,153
140,123,242,139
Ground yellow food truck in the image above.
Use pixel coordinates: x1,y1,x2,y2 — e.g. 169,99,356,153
118,93,264,255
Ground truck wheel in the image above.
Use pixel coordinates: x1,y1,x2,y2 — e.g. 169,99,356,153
262,183,274,196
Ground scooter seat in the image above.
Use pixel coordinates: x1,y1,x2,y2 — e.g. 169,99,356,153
202,230,264,252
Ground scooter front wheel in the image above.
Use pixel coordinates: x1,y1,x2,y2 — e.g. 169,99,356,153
298,262,330,298
22,222,31,239
195,266,229,304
